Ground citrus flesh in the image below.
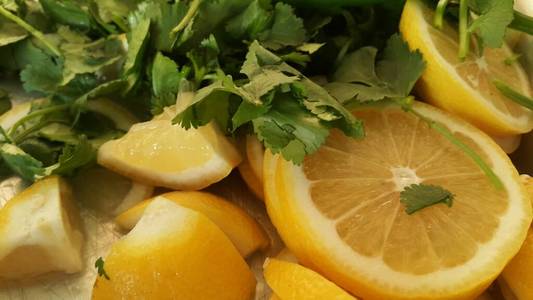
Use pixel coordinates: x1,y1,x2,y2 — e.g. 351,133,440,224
264,258,357,300
239,135,265,199
264,102,532,300
115,191,270,257
0,176,83,279
92,198,256,300
400,0,533,136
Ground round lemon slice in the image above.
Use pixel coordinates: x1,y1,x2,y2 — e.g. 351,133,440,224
115,191,270,257
238,135,265,199
264,102,532,300
400,0,533,136
92,198,256,300
97,109,241,190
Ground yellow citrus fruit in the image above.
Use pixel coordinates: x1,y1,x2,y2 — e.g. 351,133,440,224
97,105,242,190
264,102,532,300
264,258,357,300
92,198,256,300
269,295,282,300
238,135,265,200
115,191,269,257
498,176,533,300
400,0,533,136
0,176,83,279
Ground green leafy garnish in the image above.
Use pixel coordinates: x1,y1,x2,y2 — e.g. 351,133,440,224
400,183,454,214
0,88,12,116
94,257,110,280
493,80,533,111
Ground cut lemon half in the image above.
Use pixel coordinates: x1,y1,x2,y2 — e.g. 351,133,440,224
264,102,532,300
264,258,357,300
498,176,533,300
115,191,269,257
400,0,533,136
97,106,242,190
92,198,256,300
238,135,265,199
0,176,83,279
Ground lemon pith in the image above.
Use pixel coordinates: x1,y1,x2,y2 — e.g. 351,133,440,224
264,102,532,300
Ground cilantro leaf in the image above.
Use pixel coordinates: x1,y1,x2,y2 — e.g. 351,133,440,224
0,19,27,46
468,0,514,49
400,183,454,215
0,143,46,181
328,34,426,103
39,0,93,32
122,18,150,94
94,257,110,280
225,0,273,40
258,2,306,50
18,40,63,94
150,52,188,115
51,136,95,176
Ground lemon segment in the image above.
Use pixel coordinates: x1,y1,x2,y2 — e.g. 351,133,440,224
239,135,265,199
400,0,533,136
97,117,242,190
264,258,357,300
269,295,282,300
498,176,533,300
264,102,532,300
0,176,83,279
92,198,256,300
115,191,269,257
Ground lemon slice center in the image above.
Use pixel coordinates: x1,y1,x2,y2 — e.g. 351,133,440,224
390,167,421,191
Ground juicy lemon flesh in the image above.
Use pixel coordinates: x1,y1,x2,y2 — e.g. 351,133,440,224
115,191,270,257
303,108,507,274
102,120,215,172
401,0,533,135
264,258,357,300
92,198,256,300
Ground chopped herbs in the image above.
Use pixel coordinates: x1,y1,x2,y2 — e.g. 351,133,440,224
94,257,110,280
400,183,454,214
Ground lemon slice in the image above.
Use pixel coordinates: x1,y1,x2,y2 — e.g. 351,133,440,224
92,198,256,300
400,0,533,136
71,167,153,215
97,106,241,190
115,191,270,257
269,295,282,300
498,176,533,300
264,258,357,300
264,102,532,300
238,135,265,199
0,176,83,279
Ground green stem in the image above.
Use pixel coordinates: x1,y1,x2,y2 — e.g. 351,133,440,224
396,99,503,190
0,6,61,57
493,80,533,110
433,0,449,29
458,0,469,60
171,0,201,34
8,104,70,136
509,10,533,35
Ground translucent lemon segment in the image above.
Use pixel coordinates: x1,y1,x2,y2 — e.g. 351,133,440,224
92,198,256,300
115,191,270,257
0,176,83,279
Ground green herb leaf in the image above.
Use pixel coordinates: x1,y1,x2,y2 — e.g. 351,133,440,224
258,2,306,50
16,39,63,94
493,79,533,110
328,34,425,102
0,19,27,46
122,18,150,94
0,88,12,116
39,0,93,32
400,183,454,215
150,52,188,114
94,257,110,280
0,143,46,181
468,0,514,49
51,136,95,176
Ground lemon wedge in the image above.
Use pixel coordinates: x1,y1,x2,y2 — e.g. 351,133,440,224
400,0,533,136
264,102,532,300
264,258,357,300
498,176,533,300
0,176,83,279
92,197,256,300
97,106,241,190
239,135,265,199
115,191,269,257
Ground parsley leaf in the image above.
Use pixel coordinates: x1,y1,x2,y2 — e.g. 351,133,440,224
94,257,110,280
400,183,454,215
150,52,188,115
327,34,425,103
468,0,514,49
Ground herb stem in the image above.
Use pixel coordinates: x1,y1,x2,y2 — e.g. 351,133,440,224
458,0,469,60
171,0,201,34
493,79,533,110
9,104,70,137
434,0,449,30
509,10,533,35
0,6,61,57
